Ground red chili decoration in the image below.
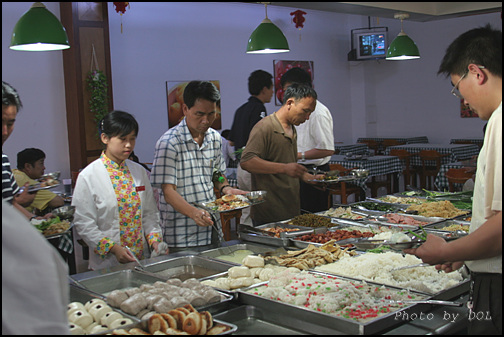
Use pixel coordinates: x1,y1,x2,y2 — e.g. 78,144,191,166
290,10,307,29
113,2,129,15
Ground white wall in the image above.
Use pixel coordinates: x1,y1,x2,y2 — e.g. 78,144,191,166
3,2,501,181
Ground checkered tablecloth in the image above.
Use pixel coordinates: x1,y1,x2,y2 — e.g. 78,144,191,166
334,143,369,155
435,162,465,191
329,155,403,190
357,136,429,144
384,143,480,166
450,138,484,147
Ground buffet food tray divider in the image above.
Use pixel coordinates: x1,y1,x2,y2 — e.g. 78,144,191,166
236,270,433,335
138,255,233,281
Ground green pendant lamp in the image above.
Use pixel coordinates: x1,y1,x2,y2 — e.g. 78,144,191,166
386,13,419,60
246,3,289,54
10,2,70,51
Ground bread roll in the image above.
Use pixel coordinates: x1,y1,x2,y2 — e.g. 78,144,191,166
69,323,86,335
89,324,110,334
89,303,112,322
110,318,134,330
69,310,93,329
242,255,265,268
228,266,251,278
85,298,106,311
120,293,148,316
102,311,123,327
153,297,173,313
107,290,129,308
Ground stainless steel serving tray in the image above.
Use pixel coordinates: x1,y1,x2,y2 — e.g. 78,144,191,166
214,304,337,335
236,271,432,335
76,269,166,295
68,284,141,335
424,219,470,232
369,213,445,227
199,243,278,265
311,252,470,300
238,222,311,247
141,255,234,281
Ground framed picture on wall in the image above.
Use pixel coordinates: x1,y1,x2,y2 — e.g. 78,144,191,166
273,60,314,105
166,80,222,129
460,99,478,118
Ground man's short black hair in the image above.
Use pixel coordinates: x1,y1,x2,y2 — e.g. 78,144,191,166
248,70,273,96
17,148,45,170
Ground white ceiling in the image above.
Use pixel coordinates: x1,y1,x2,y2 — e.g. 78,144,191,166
266,2,502,22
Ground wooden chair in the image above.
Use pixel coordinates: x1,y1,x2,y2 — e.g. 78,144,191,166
389,149,417,190
214,187,241,241
445,168,474,192
418,150,450,190
382,139,406,153
451,140,483,149
327,164,362,206
358,139,382,155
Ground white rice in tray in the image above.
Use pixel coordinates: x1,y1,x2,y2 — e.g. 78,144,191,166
314,251,464,294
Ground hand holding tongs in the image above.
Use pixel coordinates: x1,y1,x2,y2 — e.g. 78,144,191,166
125,246,145,270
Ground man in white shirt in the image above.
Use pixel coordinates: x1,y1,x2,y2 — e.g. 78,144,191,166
405,24,501,335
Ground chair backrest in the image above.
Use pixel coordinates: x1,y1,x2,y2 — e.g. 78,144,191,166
382,139,406,148
389,149,412,159
445,168,473,191
445,168,473,183
358,140,380,151
419,150,445,171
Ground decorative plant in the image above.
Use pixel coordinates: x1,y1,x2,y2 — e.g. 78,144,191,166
86,70,109,134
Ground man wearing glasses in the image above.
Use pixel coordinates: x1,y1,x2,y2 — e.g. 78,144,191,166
405,24,501,335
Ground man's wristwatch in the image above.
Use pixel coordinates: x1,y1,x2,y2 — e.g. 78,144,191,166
301,152,306,162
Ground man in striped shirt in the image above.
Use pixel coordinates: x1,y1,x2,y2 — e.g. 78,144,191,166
151,81,246,251
2,81,35,215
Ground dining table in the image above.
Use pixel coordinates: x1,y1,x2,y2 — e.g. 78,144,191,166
328,154,403,197
333,142,369,155
357,136,429,144
450,138,484,148
384,143,480,166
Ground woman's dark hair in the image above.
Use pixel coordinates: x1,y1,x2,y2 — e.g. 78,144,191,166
2,81,23,111
183,81,221,109
99,110,139,138
17,148,45,170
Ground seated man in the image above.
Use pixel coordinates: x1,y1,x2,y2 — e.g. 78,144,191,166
13,148,64,214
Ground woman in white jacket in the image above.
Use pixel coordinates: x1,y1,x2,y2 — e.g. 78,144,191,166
72,111,166,270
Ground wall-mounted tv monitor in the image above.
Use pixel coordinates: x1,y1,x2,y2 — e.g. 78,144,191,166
348,27,388,61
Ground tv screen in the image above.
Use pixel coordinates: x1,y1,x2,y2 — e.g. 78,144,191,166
349,27,388,61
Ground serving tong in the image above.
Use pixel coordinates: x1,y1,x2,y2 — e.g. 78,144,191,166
125,246,146,270
390,262,431,272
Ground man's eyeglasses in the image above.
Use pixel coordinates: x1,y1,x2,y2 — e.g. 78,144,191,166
450,65,485,99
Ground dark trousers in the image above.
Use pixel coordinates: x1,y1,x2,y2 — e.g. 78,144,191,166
299,163,330,213
468,272,502,335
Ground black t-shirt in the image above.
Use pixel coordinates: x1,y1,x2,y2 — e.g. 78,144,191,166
228,96,267,150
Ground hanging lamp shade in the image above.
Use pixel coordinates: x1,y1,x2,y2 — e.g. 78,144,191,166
246,4,289,54
386,13,419,60
10,2,70,51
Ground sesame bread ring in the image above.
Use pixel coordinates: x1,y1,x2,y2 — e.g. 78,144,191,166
182,312,202,335
160,313,178,330
168,309,186,330
148,314,168,334
200,311,213,330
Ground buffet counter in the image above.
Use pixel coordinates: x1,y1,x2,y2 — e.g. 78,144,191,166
70,240,470,335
